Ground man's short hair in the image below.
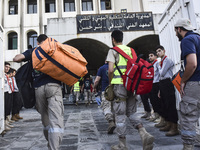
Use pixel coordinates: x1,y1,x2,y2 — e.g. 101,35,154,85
5,62,10,66
149,51,158,57
111,30,123,43
37,34,48,44
175,27,188,31
28,45,33,49
8,68,14,74
155,45,165,51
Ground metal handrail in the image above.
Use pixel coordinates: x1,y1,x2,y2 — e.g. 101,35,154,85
0,25,3,33
158,0,177,24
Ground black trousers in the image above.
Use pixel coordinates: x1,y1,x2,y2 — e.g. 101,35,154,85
12,92,23,115
159,78,178,123
149,82,162,114
140,93,151,112
4,92,13,119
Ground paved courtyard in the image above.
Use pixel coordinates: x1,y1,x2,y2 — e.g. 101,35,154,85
0,102,200,150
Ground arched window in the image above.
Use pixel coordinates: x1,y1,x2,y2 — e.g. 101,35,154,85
27,31,37,48
9,0,18,15
8,32,18,50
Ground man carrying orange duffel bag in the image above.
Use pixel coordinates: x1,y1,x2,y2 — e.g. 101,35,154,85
13,34,88,150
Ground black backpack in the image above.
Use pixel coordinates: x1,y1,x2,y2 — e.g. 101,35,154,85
15,61,35,108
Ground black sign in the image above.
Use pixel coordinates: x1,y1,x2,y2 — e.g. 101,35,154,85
77,12,154,34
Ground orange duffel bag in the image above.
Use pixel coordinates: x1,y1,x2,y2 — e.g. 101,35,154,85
171,63,184,93
32,37,88,86
172,70,184,93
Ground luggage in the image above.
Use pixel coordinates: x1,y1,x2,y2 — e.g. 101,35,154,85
69,93,76,103
95,97,101,106
15,61,35,108
112,47,154,95
104,85,114,101
172,63,184,93
32,38,88,86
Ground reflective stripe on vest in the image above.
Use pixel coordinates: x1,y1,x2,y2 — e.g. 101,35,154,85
111,45,132,84
74,81,80,92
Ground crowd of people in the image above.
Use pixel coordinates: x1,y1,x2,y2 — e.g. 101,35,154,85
2,62,23,135
1,18,199,150
140,46,179,137
70,74,95,106
138,18,200,150
103,18,200,150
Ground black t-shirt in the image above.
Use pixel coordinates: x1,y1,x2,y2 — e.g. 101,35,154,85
84,78,92,90
23,48,61,88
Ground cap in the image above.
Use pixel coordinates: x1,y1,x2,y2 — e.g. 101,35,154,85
174,18,195,31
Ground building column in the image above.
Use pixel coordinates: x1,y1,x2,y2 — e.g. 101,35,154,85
20,0,24,53
57,0,62,18
76,0,81,14
1,0,4,27
95,0,100,14
139,0,144,12
39,0,44,34
0,25,5,134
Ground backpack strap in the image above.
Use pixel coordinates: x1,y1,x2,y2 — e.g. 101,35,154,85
112,47,131,60
37,47,81,80
111,46,137,77
130,48,137,61
114,62,123,77
112,47,137,61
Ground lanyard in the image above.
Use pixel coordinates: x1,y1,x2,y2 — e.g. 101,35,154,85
11,77,15,92
152,59,157,65
161,56,167,68
6,75,14,92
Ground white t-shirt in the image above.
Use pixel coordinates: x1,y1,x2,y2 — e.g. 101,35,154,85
12,77,19,92
4,74,9,93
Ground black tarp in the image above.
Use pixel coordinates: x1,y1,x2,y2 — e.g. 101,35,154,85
15,61,35,108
